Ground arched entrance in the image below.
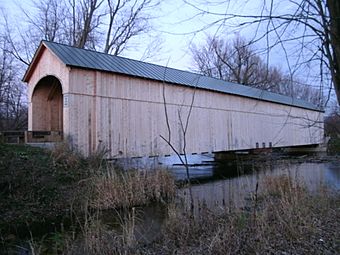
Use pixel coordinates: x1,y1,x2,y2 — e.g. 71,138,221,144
31,76,63,132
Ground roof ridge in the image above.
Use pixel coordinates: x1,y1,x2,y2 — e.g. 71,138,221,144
42,40,203,76
42,41,286,95
40,40,322,112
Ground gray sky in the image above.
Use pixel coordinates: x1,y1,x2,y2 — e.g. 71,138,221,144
0,0,336,106
0,0,196,70
1,0,338,109
0,0,273,70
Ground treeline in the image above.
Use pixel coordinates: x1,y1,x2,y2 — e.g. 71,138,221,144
0,0,327,131
0,39,27,130
0,0,160,131
191,36,322,106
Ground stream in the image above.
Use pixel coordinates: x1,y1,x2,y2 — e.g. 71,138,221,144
6,153,340,253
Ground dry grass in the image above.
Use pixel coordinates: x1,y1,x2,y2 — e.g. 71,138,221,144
149,175,340,254
21,174,339,255
91,168,176,209
65,214,135,255
50,141,176,211
3,142,338,255
50,141,83,168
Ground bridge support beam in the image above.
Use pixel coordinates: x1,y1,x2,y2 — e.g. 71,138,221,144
213,149,273,161
282,144,327,154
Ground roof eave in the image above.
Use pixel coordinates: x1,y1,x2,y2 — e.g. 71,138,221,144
62,63,323,112
22,41,47,83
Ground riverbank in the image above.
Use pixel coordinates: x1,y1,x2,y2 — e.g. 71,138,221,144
0,143,175,253
19,175,340,254
0,143,339,254
149,176,339,254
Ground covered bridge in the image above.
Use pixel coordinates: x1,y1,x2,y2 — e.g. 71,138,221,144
23,41,324,157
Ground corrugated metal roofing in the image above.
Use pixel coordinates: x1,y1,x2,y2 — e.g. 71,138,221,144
41,40,321,111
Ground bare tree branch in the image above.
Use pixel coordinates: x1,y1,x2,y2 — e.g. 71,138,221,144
183,0,339,106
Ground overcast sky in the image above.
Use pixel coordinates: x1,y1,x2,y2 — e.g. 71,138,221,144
0,0,273,71
1,0,338,109
0,0,196,70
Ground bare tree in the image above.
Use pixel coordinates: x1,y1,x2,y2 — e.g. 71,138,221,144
1,13,32,66
160,66,200,182
18,0,103,50
2,0,69,66
0,38,27,131
191,35,284,91
159,67,198,213
278,77,323,106
183,0,340,106
104,0,157,55
160,85,196,183
21,0,67,42
324,107,340,137
1,0,159,65
68,0,104,49
191,35,322,105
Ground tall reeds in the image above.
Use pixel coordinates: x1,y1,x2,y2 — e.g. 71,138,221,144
90,168,176,209
151,175,339,254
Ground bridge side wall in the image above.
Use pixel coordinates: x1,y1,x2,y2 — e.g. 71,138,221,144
66,68,324,157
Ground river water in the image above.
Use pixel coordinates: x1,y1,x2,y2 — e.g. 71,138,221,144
113,153,340,211
8,153,340,253
173,155,340,210
106,153,340,243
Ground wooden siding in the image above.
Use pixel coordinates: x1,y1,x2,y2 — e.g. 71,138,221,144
26,47,323,157
27,46,69,133
66,68,323,157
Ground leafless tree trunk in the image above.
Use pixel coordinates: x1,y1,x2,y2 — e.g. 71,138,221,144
191,35,321,105
160,69,199,213
104,0,156,55
183,0,340,106
73,0,103,49
327,0,340,105
0,38,27,131
160,68,199,183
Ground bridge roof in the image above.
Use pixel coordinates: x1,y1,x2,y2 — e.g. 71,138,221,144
24,40,322,112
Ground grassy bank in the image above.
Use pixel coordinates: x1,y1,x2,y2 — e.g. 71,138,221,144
0,143,88,227
1,143,339,254
151,176,339,254
0,143,175,253
23,174,339,254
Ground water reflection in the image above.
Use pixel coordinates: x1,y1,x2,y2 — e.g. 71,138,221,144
173,157,340,210
8,154,340,253
114,154,340,210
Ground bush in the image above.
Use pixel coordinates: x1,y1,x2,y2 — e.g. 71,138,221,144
328,136,340,155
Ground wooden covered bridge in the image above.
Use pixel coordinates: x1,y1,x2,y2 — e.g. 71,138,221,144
22,41,324,157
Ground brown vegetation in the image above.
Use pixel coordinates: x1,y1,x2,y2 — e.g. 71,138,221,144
25,175,340,255
325,108,340,154
149,176,339,254
91,169,176,209
1,143,339,254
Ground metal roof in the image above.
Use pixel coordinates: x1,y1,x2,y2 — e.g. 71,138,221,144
35,41,321,111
